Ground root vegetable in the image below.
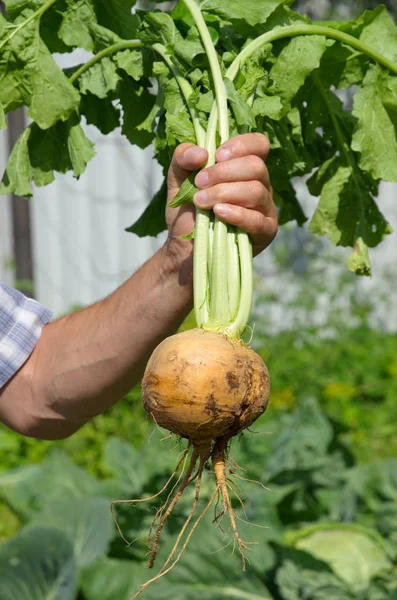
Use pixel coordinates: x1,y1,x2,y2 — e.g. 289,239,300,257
114,1,272,597
143,329,270,445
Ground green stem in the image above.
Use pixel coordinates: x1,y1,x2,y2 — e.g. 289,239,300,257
70,40,206,144
151,43,206,146
181,0,229,143
225,232,253,339
204,20,397,337
227,23,397,80
227,230,240,320
313,72,359,180
181,0,234,331
207,22,397,152
0,0,58,52
70,40,143,84
313,73,367,233
194,210,211,327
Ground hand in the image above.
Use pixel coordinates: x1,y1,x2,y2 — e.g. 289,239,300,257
166,133,278,256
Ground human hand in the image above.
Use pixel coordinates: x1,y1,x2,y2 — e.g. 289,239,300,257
166,133,278,257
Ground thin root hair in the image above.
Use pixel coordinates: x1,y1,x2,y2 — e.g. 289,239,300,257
147,448,200,568
111,447,190,546
129,487,218,600
147,449,191,546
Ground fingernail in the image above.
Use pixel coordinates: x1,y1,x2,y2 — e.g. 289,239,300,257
215,204,230,217
194,190,209,207
195,170,209,188
217,148,232,161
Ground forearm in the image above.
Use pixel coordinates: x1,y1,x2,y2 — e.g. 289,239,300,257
0,239,193,439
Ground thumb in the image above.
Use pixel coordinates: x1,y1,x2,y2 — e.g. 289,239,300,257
167,143,208,201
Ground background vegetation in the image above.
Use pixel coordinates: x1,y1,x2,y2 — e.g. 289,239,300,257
1,241,397,598
1,1,397,599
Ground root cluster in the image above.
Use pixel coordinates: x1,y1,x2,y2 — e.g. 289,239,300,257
112,439,256,600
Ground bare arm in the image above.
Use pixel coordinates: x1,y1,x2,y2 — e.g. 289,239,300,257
0,239,193,440
0,134,277,440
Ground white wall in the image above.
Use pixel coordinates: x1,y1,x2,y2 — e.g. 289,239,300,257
31,126,166,316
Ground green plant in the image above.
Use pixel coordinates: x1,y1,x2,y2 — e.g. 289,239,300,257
2,1,397,593
1,1,397,277
1,399,397,600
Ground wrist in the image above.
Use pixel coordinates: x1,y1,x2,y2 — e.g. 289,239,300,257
161,235,194,290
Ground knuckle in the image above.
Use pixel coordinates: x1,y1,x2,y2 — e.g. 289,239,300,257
250,155,266,178
249,180,266,201
254,132,270,155
214,184,229,202
208,163,224,184
233,206,245,224
252,211,266,232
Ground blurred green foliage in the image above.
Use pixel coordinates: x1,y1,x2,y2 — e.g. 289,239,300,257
1,398,397,599
1,220,396,598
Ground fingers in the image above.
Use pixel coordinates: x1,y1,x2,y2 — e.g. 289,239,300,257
166,135,277,253
213,204,278,253
215,133,270,162
194,180,273,214
167,143,208,195
191,133,276,253
195,155,270,191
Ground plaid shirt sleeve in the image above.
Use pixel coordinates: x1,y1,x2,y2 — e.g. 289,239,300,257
0,283,53,388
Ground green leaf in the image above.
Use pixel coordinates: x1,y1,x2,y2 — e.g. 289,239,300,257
0,128,32,197
236,45,271,101
294,524,392,593
173,25,213,67
0,116,95,197
57,0,97,51
308,158,391,276
80,93,121,135
0,526,78,600
346,238,371,277
102,437,145,495
81,558,145,600
166,112,196,144
253,96,283,120
225,78,256,129
266,398,333,479
0,102,6,129
92,0,139,40
82,518,273,600
195,90,215,114
273,187,306,226
359,5,397,64
198,0,290,28
170,172,199,208
119,78,157,149
0,9,80,129
115,49,144,81
0,451,102,519
67,118,96,177
142,11,183,47
126,179,167,237
33,497,115,567
352,66,397,182
269,36,329,111
276,560,354,600
79,57,121,99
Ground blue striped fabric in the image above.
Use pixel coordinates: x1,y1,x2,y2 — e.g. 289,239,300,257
0,284,53,388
